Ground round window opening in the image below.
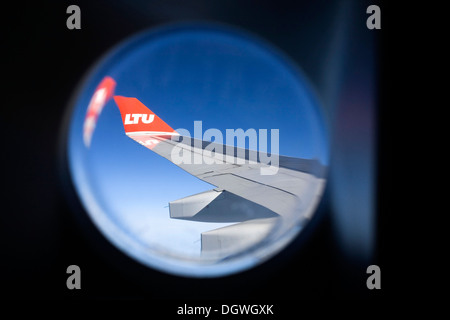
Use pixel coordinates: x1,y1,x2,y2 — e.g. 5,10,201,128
66,23,328,277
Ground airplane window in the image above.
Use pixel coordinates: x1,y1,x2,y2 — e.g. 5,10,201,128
65,23,328,277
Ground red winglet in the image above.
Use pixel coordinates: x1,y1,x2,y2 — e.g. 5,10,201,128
113,96,178,150
113,96,177,135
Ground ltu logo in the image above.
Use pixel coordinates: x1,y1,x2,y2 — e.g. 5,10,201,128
124,114,155,125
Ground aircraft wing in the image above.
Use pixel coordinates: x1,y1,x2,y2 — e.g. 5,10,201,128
113,95,326,258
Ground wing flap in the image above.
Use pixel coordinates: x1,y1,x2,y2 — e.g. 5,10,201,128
201,218,279,258
169,189,279,222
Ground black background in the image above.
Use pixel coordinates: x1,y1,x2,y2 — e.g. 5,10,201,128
2,0,396,301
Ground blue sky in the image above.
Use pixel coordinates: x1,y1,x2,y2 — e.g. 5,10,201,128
68,24,328,275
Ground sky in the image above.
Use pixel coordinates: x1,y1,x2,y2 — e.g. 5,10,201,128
68,24,328,276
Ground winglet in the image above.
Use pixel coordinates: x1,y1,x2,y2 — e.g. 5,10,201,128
113,96,178,136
